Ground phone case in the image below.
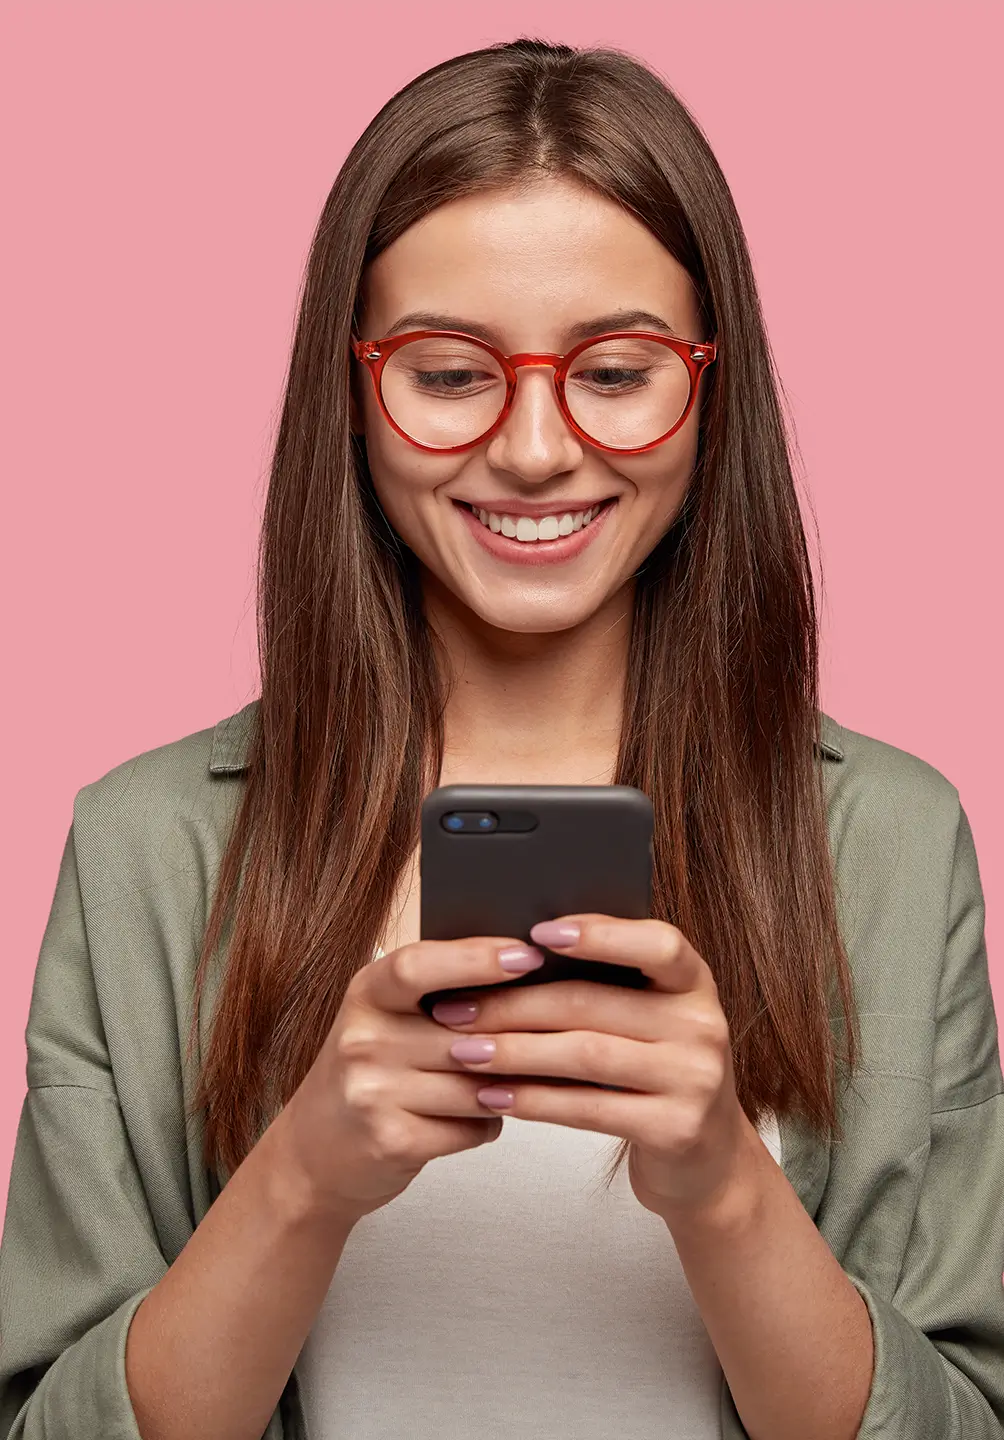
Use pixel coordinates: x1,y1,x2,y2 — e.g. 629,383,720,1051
419,783,654,1015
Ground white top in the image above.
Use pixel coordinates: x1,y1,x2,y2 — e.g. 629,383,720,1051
295,951,782,1439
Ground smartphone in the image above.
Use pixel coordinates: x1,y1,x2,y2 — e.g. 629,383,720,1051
418,783,654,1016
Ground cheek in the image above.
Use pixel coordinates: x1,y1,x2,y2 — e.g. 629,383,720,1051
617,422,701,522
361,389,422,503
366,447,433,528
361,407,465,538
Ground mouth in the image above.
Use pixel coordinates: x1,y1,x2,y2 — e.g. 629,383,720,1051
452,497,618,567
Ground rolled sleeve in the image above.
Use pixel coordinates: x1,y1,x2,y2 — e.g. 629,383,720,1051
849,804,1004,1438
1,1277,154,1440
848,1093,1004,1436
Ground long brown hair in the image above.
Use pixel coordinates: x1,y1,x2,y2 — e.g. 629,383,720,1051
188,37,859,1183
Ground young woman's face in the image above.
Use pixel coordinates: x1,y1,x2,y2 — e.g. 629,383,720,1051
355,175,709,635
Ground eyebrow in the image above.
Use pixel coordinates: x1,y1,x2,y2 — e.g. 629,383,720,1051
380,308,684,344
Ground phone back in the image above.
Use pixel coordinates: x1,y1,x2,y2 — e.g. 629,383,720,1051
420,784,654,1007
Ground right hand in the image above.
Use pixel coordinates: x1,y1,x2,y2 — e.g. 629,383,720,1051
273,937,545,1225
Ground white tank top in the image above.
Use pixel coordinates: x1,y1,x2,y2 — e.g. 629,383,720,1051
295,951,781,1439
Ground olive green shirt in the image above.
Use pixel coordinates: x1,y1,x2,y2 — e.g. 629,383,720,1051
2,702,1003,1438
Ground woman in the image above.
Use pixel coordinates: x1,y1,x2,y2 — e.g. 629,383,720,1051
1,36,1002,1440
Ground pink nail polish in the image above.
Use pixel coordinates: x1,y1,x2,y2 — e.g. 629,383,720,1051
477,1086,515,1109
431,1000,480,1024
498,945,544,973
529,920,580,948
450,1037,496,1063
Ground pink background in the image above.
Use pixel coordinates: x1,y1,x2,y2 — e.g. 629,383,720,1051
2,2,1002,1203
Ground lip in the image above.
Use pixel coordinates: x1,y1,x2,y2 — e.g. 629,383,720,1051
453,497,618,567
452,496,617,519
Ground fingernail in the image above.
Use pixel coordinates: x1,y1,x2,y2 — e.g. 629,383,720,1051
477,1086,515,1109
498,944,545,973
431,1000,480,1025
529,921,581,948
450,1037,496,1063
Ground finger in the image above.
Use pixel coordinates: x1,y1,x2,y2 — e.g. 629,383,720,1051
383,1112,506,1164
425,1115,506,1156
448,1028,669,1092
474,1079,660,1143
339,1010,567,1093
346,1064,521,1121
530,915,711,996
438,977,676,1042
359,937,545,1016
340,1009,523,1077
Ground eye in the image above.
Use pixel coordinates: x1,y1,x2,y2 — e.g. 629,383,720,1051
386,339,505,400
567,338,674,395
574,364,652,392
411,366,495,394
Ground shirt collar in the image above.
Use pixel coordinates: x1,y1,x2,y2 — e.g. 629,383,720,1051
209,700,845,775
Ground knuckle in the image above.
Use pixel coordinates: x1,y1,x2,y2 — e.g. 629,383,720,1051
658,925,683,962
694,1005,730,1047
369,1114,418,1167
578,1029,612,1074
566,982,594,1019
391,942,424,990
335,1022,383,1062
580,1089,607,1130
690,1050,726,1093
341,1067,387,1115
675,999,727,1046
663,1102,704,1153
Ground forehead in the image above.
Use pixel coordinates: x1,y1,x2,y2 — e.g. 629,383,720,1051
359,176,701,347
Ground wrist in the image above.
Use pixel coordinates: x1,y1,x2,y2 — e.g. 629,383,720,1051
261,1105,363,1235
659,1113,768,1239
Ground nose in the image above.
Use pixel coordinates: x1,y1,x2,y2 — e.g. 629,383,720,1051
484,363,583,481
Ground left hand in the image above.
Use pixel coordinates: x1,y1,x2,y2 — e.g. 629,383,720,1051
430,913,761,1222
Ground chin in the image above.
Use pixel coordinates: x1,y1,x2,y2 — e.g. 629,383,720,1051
467,596,599,635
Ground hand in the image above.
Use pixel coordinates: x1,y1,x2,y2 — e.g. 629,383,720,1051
428,913,759,1222
274,936,550,1225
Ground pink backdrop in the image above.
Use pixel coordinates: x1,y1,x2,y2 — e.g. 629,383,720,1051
3,2,1002,1202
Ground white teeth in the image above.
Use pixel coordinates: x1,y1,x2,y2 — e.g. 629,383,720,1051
468,502,605,542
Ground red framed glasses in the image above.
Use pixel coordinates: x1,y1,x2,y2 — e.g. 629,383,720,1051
351,328,718,455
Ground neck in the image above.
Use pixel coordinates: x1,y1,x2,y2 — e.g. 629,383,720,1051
422,571,635,787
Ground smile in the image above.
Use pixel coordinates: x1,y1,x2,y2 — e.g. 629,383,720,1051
453,497,618,566
462,501,606,543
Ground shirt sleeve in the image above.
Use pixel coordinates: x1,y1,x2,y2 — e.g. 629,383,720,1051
847,802,1004,1438
0,824,166,1440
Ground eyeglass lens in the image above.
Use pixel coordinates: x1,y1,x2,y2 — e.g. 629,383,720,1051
378,336,693,450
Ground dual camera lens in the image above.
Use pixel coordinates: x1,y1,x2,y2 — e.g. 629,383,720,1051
441,811,498,833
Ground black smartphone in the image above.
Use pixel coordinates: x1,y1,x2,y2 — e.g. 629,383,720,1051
418,783,654,1016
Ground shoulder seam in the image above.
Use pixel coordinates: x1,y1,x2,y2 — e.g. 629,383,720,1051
209,699,258,774
817,711,845,762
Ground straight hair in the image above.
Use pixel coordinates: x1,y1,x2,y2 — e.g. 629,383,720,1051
188,38,860,1185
